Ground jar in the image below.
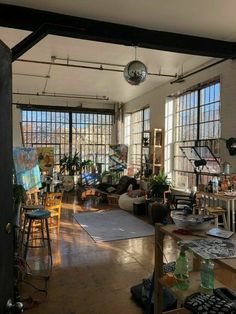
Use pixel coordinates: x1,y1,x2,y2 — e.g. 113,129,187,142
221,161,231,176
200,258,214,290
173,247,189,290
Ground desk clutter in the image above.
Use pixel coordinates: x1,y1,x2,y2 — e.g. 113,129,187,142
184,291,236,314
154,224,236,314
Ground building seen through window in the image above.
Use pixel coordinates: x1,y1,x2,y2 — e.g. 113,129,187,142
22,109,113,172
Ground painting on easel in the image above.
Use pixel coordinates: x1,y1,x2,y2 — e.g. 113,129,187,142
13,147,41,190
37,147,54,173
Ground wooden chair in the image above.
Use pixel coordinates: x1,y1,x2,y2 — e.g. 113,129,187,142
19,189,44,251
206,206,228,229
44,192,63,232
25,188,41,205
194,193,228,229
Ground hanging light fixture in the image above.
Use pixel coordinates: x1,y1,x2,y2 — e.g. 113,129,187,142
123,47,148,85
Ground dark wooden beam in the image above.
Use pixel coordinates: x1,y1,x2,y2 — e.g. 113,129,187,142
12,24,48,61
15,103,115,114
1,3,236,59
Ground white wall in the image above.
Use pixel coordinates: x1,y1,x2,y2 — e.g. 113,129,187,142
124,59,236,173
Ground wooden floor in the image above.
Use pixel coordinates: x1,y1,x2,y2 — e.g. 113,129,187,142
18,193,178,314
18,193,236,313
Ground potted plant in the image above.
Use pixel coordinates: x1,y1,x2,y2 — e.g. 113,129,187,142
148,170,171,224
13,183,26,227
13,183,26,209
60,151,81,176
149,169,171,198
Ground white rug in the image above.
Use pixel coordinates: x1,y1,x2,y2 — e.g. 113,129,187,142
73,209,154,242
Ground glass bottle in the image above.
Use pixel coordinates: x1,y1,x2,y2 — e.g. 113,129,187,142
212,176,218,193
207,180,213,193
200,258,214,290
173,247,189,290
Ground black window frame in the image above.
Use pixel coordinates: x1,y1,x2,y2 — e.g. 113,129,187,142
21,105,114,172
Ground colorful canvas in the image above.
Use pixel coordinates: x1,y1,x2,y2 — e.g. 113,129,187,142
16,165,42,191
109,144,128,171
13,147,38,173
37,147,54,172
13,147,41,190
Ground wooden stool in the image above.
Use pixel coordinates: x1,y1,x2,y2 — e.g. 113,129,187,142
21,209,52,271
206,206,228,229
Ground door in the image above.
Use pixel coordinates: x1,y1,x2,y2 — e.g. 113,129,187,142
0,40,13,312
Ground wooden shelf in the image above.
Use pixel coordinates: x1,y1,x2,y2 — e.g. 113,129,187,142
163,309,190,314
159,272,225,303
140,128,163,176
155,223,236,314
152,128,163,175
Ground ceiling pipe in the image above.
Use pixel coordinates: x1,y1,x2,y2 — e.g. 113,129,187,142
13,72,50,78
55,56,125,68
13,91,109,101
170,58,227,84
16,58,177,78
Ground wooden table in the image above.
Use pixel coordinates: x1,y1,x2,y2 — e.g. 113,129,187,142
154,224,236,314
198,191,236,231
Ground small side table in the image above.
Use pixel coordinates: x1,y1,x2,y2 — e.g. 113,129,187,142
133,201,146,215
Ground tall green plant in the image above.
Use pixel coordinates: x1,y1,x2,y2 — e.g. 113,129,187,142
149,169,171,198
60,151,81,175
13,184,26,208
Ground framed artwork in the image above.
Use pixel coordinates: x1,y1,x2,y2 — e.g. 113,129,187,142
37,147,54,172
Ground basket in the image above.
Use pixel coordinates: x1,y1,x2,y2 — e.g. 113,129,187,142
107,194,120,206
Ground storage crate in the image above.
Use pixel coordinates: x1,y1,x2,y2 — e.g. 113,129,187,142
107,194,120,206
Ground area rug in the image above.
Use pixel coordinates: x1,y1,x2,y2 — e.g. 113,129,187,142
73,209,154,242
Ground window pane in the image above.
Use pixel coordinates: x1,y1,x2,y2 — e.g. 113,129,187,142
22,109,113,169
173,81,221,187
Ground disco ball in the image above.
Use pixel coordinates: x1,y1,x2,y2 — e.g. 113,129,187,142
123,60,148,85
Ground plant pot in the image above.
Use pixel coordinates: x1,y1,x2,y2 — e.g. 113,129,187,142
151,184,169,198
148,201,169,224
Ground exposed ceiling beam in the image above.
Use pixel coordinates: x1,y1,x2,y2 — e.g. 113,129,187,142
1,4,236,59
12,24,48,61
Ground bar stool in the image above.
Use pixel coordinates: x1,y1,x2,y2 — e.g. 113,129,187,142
22,209,53,271
206,206,228,229
19,204,44,250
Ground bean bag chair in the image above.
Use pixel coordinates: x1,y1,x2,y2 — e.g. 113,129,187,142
118,190,146,212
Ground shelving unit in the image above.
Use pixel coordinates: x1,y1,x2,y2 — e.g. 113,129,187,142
140,130,152,177
155,224,236,314
140,128,163,177
152,128,163,175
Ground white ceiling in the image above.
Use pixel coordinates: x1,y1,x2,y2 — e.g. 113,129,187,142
0,0,236,106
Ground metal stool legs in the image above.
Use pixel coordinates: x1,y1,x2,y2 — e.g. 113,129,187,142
21,210,53,274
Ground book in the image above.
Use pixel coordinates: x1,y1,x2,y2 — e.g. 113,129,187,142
206,227,234,239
